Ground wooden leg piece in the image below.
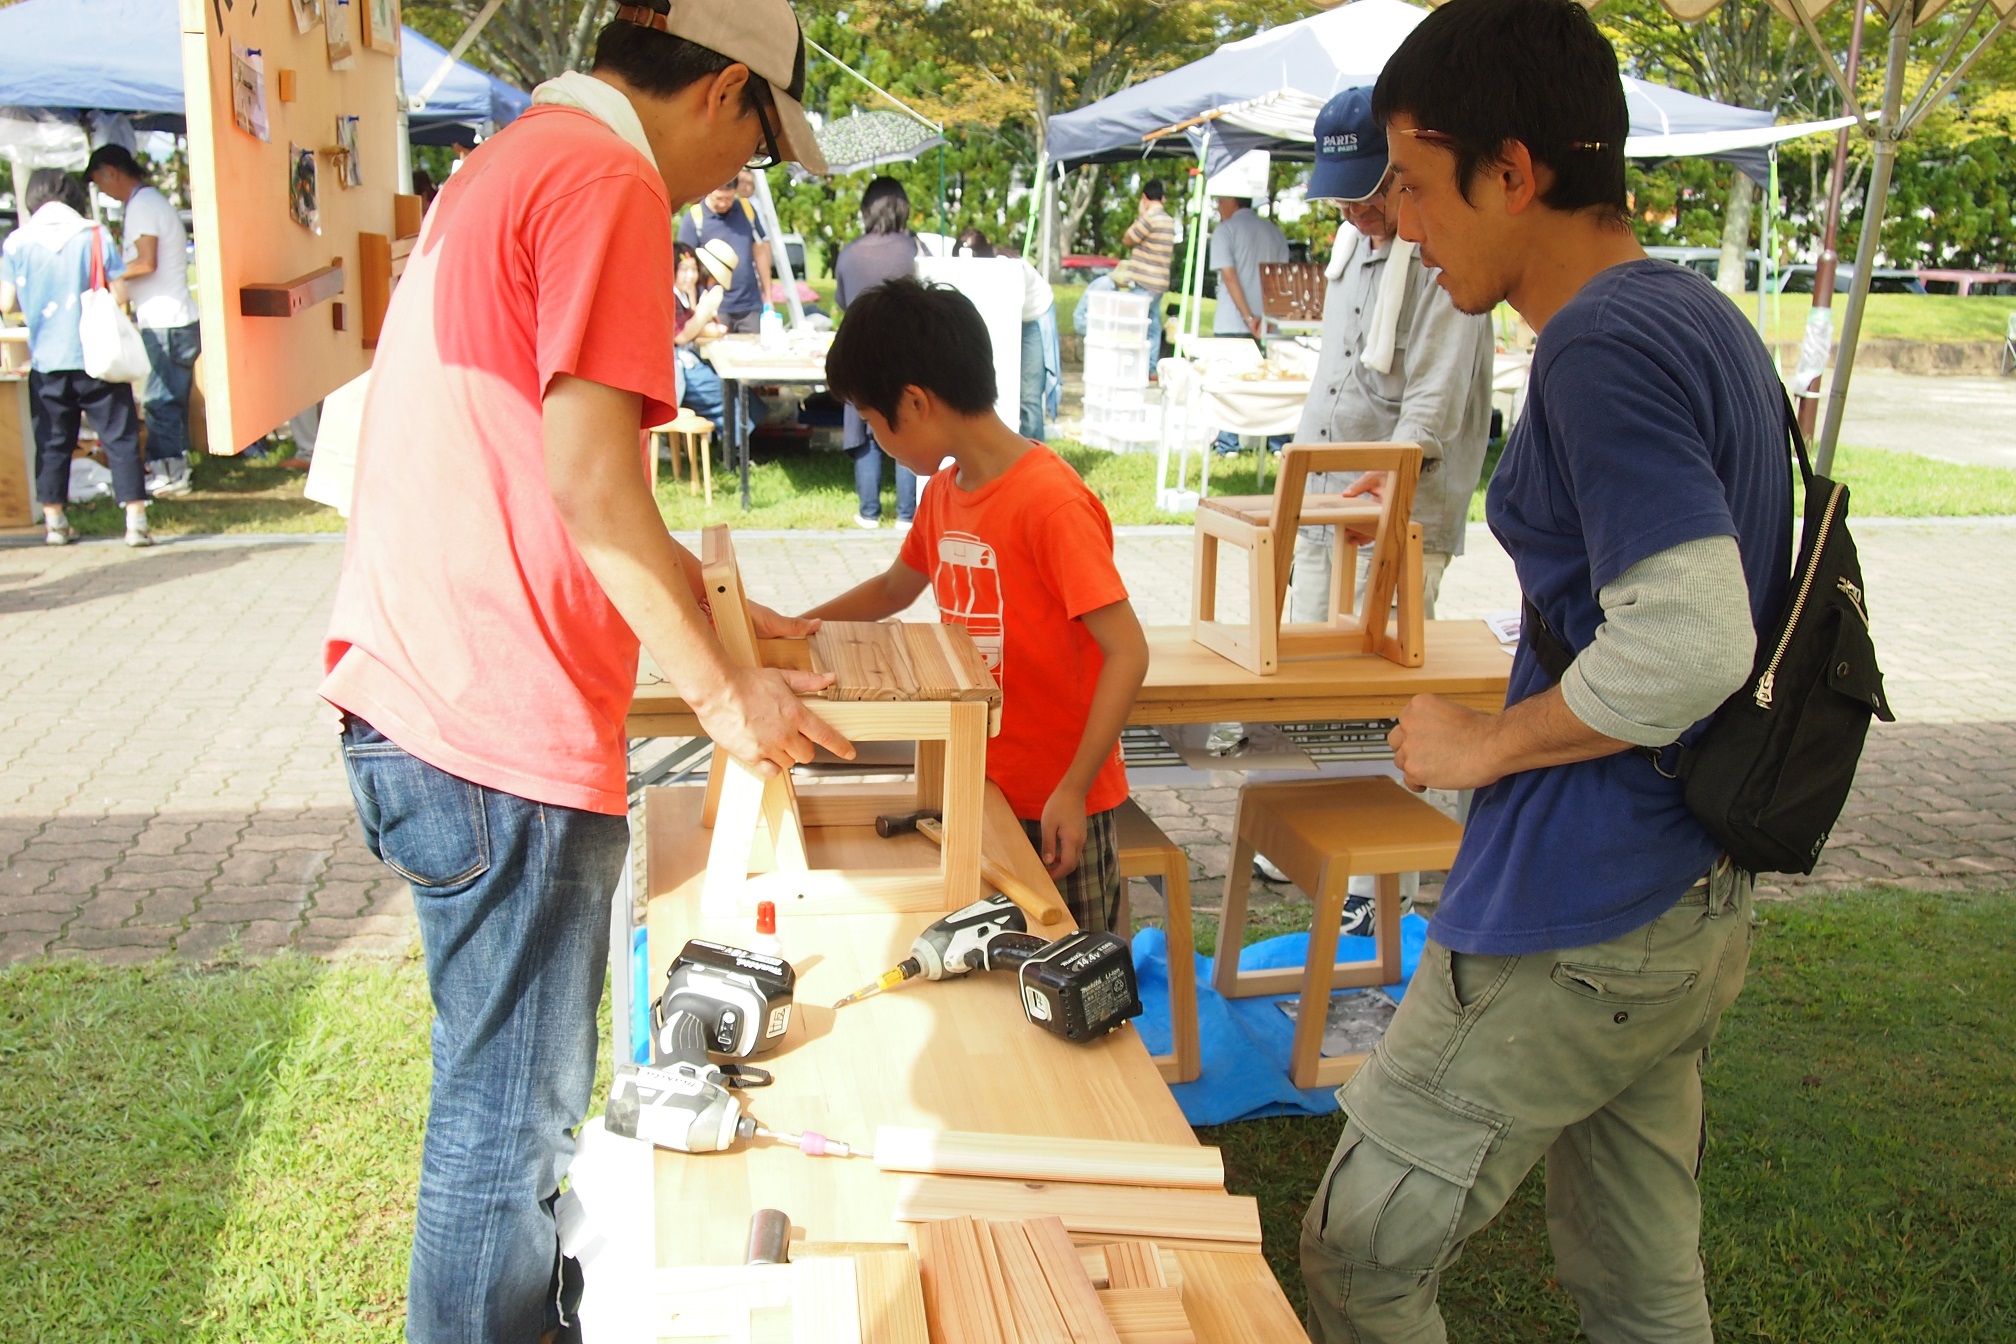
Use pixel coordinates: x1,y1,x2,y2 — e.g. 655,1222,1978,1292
1289,863,1348,1090
702,742,727,828
915,740,946,813
940,703,987,909
702,756,766,913
1155,863,1201,1086
1211,800,1258,1000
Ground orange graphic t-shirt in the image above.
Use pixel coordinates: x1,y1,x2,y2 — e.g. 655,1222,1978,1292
898,447,1131,820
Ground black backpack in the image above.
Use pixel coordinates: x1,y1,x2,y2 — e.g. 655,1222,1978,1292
1523,394,1894,875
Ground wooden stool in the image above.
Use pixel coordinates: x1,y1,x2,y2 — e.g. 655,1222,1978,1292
1114,799,1200,1085
1215,776,1462,1089
1192,443,1425,675
650,409,715,505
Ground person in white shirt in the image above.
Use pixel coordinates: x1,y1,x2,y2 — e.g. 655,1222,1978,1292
954,226,1057,441
87,144,199,497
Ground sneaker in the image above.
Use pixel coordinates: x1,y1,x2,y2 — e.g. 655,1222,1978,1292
44,521,77,546
852,514,880,530
125,521,154,548
1252,853,1290,884
1336,894,1377,938
894,518,914,534
145,456,192,498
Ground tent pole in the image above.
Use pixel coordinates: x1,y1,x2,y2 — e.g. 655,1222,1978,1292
1816,1,1914,476
1189,127,1214,347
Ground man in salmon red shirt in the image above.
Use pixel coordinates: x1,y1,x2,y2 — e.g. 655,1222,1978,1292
804,278,1151,932
319,3,846,1339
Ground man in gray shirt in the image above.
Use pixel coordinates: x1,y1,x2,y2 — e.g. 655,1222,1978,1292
1289,88,1493,623
1209,196,1290,453
1209,195,1289,340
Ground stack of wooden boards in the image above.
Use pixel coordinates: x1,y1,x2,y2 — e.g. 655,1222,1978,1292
878,1127,1260,1256
919,1216,1198,1344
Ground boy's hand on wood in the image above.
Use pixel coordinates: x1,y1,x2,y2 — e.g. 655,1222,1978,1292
750,602,819,639
694,666,853,777
1038,785,1089,880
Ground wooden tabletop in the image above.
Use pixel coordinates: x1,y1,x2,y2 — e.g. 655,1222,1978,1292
697,333,833,382
642,785,1310,1340
627,620,1512,738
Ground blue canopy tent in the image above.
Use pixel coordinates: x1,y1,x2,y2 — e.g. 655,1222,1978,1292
0,0,527,144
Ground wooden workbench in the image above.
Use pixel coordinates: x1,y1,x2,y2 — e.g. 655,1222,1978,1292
642,784,1311,1341
628,619,1513,739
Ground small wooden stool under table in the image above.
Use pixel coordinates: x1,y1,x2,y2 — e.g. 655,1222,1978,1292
1113,798,1200,1085
649,408,715,504
1215,776,1463,1088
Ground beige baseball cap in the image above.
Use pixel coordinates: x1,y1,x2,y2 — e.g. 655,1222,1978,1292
614,0,829,176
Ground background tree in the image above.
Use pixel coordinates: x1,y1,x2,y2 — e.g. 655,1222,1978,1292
405,0,613,90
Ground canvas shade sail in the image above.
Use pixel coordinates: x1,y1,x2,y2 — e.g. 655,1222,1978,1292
811,109,947,176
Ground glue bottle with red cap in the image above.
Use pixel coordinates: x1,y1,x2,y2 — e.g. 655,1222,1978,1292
752,900,784,960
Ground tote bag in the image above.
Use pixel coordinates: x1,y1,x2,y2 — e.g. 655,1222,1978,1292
79,228,150,384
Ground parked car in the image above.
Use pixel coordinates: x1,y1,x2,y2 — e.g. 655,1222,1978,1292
1645,245,1763,292
1917,269,2016,297
1775,264,1926,295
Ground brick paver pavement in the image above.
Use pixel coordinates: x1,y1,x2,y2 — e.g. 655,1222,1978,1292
2,518,2011,963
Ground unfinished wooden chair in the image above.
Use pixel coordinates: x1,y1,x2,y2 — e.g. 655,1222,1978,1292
1215,776,1462,1089
696,526,1000,916
1191,443,1425,675
1113,799,1200,1085
650,409,715,504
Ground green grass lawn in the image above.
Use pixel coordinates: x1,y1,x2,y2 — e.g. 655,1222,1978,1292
1742,291,2016,346
62,449,342,538
2,888,2009,1341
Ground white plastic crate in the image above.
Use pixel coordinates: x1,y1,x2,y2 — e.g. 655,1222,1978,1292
1088,312,1153,343
1088,289,1152,322
1084,342,1149,388
1083,379,1148,410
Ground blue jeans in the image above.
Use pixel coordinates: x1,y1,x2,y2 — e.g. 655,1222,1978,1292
1216,431,1291,455
139,323,200,461
677,347,726,438
339,716,629,1344
848,431,916,522
1019,319,1045,441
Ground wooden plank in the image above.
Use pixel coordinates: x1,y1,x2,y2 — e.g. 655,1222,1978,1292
875,1128,1223,1190
974,1216,1025,1344
393,191,424,239
358,232,391,347
1099,1287,1195,1344
808,622,1001,705
702,525,762,668
918,1216,1005,1344
941,701,987,909
895,1177,1261,1250
1079,1246,1184,1292
795,1255,864,1344
1102,1242,1167,1289
238,263,346,317
854,1250,929,1344
991,1221,1074,1344
1024,1216,1124,1344
1168,1251,1310,1344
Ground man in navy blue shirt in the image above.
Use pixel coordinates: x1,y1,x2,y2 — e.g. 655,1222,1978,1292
1296,1,1791,1340
678,179,771,332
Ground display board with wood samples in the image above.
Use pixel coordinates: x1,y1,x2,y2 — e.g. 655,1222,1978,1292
177,0,418,456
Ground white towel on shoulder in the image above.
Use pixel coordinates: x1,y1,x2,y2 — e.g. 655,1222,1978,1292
1325,228,1418,376
531,70,654,165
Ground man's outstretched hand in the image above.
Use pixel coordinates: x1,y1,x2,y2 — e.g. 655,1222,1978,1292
1389,694,1504,792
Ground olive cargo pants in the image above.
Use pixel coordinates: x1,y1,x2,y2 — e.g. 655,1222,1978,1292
1300,861,1755,1344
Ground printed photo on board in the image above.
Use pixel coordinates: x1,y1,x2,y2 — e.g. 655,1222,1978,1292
336,115,362,188
290,142,320,235
366,0,398,54
229,45,269,142
325,0,356,68
290,0,321,35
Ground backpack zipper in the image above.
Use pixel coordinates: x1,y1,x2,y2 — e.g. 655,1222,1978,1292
1836,576,1870,629
1754,481,1846,710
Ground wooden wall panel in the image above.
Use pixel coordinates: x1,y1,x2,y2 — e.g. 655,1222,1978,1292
179,0,400,455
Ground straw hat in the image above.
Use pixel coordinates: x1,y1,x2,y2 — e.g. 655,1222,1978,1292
698,238,740,289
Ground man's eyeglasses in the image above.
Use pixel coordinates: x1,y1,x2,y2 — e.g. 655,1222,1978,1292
1399,127,1609,153
746,88,784,171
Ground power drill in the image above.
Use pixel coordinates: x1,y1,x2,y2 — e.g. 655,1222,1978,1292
832,895,1144,1043
604,941,802,1155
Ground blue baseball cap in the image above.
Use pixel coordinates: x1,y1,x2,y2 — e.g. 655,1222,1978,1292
1309,88,1388,202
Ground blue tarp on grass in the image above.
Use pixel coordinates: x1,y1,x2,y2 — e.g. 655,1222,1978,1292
1130,915,1431,1126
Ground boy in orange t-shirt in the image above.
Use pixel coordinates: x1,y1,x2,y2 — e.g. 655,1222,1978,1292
806,277,1150,931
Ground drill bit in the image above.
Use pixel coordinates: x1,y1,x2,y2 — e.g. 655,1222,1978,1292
831,957,921,1008
756,1126,865,1158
